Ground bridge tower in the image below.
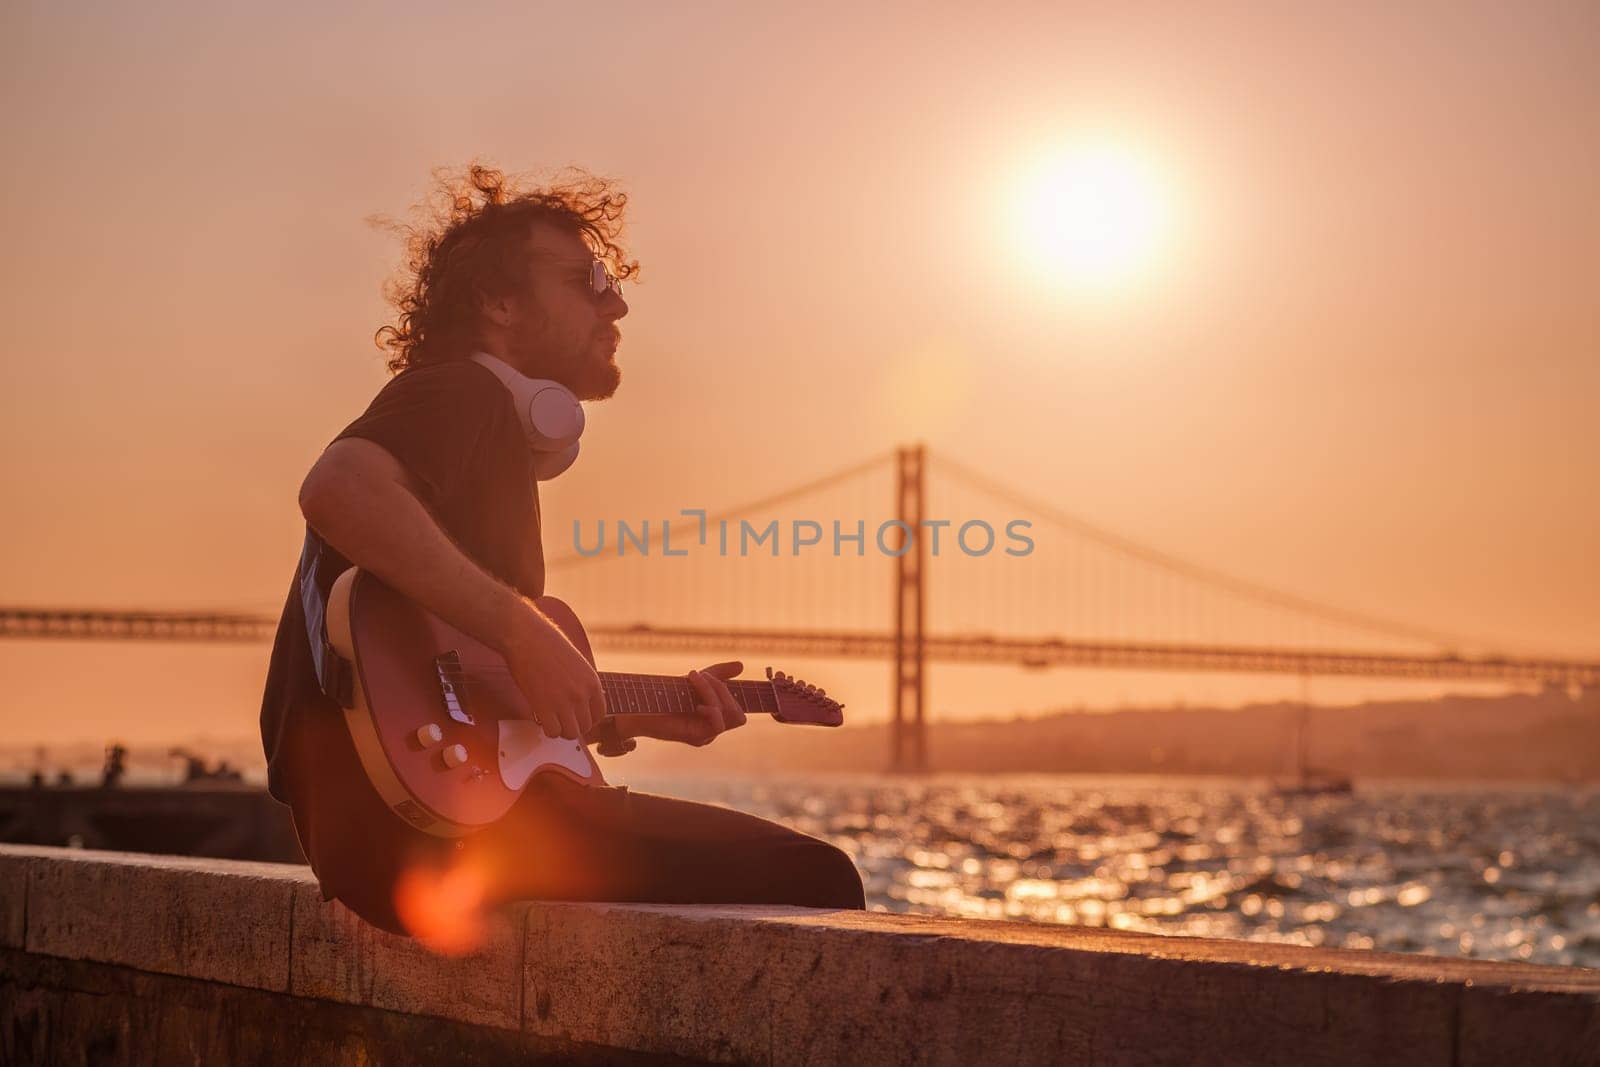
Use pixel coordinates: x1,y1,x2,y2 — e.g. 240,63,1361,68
891,444,928,772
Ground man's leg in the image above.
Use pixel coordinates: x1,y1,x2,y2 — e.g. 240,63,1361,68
468,775,865,910
283,710,456,936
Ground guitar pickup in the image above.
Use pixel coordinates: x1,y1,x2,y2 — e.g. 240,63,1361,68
435,651,476,725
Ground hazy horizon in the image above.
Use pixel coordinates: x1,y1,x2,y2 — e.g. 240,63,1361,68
2,2,1595,746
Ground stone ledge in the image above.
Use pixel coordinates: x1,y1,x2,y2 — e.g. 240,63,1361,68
520,903,1600,1066
0,948,691,1066
289,871,528,1030
0,850,25,950
2,845,1597,1066
17,845,300,992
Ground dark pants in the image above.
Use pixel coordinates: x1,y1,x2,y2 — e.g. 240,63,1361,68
286,719,864,934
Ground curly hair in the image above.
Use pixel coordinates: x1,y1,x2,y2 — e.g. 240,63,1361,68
374,163,639,374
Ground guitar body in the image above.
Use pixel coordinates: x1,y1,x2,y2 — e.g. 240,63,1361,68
325,568,605,838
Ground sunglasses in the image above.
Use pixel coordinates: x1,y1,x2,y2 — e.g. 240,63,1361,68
584,259,624,299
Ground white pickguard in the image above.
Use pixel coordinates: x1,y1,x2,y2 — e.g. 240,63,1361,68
497,719,596,790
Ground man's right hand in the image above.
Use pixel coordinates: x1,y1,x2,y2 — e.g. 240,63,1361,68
499,611,606,741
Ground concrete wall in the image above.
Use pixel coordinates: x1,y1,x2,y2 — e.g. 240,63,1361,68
1,844,1597,1065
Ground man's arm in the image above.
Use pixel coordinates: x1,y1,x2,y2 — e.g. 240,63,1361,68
298,437,605,741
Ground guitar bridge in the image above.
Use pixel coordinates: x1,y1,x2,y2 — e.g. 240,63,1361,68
435,651,475,725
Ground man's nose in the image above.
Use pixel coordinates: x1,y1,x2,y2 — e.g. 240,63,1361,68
600,289,628,320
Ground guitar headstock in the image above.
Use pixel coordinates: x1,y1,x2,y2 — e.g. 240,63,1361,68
766,667,844,727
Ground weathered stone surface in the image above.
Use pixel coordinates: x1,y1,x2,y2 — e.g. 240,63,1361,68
289,884,526,1030
22,847,301,991
0,847,33,949
0,948,692,1066
523,904,1600,1067
5,846,1599,1066
525,904,778,1061
1458,984,1600,1067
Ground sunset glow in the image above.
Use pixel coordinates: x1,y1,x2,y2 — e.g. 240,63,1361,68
1012,143,1173,290
1,3,1594,747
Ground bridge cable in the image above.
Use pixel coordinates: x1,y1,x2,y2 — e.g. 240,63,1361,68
929,449,1509,654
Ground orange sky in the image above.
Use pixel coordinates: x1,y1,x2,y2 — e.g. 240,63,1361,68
1,3,1596,749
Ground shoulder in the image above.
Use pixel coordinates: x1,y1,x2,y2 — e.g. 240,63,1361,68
382,358,504,402
357,359,514,427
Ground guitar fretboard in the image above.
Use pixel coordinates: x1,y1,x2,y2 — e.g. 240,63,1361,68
598,673,780,716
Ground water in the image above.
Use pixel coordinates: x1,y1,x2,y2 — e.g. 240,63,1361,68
628,773,1600,970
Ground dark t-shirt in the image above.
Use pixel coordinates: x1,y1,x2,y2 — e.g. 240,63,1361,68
258,359,544,810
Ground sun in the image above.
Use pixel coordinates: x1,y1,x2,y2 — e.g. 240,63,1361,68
1013,143,1172,290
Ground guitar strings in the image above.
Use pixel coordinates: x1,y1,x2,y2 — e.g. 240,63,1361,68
437,662,775,689
432,665,781,712
436,664,782,697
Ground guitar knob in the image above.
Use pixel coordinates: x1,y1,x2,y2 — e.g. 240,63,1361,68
442,743,469,769
416,724,444,747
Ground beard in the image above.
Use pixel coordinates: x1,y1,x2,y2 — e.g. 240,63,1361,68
510,325,621,401
571,353,622,402
565,330,622,401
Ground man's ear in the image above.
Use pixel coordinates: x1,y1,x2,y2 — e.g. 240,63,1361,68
477,286,517,328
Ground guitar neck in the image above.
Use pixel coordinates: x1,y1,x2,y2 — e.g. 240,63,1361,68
598,672,779,717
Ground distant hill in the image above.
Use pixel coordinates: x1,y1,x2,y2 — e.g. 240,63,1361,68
612,685,1600,782
3,687,1594,786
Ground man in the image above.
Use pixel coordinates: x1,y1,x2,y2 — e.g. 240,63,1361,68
260,165,864,938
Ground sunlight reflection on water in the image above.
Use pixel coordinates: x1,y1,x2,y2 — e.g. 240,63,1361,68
631,773,1600,969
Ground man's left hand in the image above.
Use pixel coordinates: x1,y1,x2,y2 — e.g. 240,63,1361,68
619,661,748,747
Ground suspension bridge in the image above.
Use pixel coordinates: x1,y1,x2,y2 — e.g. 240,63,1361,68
4,445,1596,770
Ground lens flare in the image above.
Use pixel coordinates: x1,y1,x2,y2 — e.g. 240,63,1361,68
394,860,490,956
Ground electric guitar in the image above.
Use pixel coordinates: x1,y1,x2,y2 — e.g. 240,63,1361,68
324,568,844,837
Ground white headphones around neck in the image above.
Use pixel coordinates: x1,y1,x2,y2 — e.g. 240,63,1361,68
469,353,585,480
